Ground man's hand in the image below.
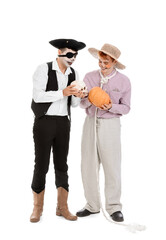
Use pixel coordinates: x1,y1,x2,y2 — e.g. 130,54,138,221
98,100,112,110
63,85,79,96
74,91,88,98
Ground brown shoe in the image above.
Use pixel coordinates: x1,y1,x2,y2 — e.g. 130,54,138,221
56,187,77,221
30,190,45,223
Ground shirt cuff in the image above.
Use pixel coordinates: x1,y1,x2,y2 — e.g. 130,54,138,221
108,104,117,113
71,95,81,107
58,90,64,99
80,97,92,108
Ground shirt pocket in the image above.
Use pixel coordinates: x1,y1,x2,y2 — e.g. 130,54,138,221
109,90,122,104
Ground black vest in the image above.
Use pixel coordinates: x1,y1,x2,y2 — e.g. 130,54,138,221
31,62,75,119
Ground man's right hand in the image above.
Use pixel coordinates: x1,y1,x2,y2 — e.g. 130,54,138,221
63,85,79,96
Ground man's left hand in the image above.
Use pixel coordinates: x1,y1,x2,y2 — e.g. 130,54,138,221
98,100,112,110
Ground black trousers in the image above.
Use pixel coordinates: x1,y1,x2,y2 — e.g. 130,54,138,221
31,115,70,193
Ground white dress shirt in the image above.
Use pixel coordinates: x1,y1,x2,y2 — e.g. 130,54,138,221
33,59,80,116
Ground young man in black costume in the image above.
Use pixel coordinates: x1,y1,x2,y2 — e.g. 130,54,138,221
30,38,86,222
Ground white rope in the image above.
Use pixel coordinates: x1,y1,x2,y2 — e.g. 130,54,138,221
99,69,117,87
93,70,146,233
97,167,146,233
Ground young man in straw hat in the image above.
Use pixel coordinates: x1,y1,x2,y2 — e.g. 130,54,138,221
30,38,86,222
76,43,131,222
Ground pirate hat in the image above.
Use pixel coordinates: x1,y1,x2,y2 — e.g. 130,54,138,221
49,38,86,51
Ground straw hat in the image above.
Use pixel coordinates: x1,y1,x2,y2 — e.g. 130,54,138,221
88,43,125,69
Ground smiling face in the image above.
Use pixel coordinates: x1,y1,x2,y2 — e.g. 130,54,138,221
58,48,77,68
98,51,117,76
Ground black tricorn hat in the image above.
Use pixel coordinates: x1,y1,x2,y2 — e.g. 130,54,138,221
49,38,86,51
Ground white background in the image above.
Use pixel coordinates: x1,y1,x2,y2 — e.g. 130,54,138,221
0,0,166,239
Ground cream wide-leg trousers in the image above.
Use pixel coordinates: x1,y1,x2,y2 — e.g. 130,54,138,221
81,116,122,215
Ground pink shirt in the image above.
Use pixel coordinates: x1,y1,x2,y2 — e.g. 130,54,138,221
80,69,131,118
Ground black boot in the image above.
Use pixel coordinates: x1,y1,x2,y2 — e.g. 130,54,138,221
76,208,100,217
110,211,124,222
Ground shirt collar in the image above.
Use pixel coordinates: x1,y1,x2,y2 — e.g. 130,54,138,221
52,59,72,75
99,68,117,79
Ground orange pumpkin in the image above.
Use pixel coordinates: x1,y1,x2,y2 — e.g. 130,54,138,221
88,87,111,107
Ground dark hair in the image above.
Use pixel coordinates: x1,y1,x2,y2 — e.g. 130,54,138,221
59,48,67,53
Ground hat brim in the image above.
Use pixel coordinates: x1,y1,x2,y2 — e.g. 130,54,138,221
49,39,86,51
88,48,126,70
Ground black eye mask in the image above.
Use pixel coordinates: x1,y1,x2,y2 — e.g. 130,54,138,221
58,52,78,59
